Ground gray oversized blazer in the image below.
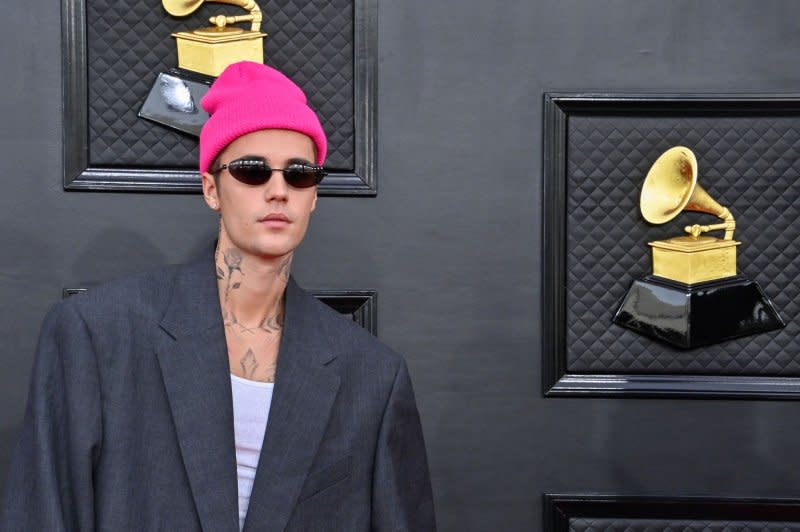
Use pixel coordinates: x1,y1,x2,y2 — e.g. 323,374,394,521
1,251,435,531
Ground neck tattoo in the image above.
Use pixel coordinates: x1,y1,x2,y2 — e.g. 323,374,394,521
215,245,290,335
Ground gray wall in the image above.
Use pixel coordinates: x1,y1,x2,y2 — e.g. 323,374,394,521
4,1,800,530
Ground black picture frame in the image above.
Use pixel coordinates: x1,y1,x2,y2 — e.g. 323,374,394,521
61,0,377,195
544,494,800,532
313,289,378,336
542,93,800,399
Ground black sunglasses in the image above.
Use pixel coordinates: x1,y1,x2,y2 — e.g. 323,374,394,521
211,156,327,188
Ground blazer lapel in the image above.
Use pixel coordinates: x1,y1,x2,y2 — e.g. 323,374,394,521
156,254,239,532
243,279,341,532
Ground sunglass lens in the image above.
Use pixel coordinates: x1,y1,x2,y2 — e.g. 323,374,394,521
284,165,326,188
229,159,271,185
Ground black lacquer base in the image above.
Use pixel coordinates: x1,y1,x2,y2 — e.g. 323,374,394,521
613,275,785,349
138,68,215,137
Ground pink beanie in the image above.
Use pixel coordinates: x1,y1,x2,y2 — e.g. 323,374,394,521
199,61,327,174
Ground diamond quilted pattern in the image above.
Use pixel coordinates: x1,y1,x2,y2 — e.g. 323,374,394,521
569,518,800,532
86,0,354,170
566,114,800,375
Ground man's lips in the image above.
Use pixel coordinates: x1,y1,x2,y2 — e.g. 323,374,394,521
259,213,290,223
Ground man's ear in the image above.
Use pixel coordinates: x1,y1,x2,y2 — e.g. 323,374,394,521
310,188,318,212
201,172,220,211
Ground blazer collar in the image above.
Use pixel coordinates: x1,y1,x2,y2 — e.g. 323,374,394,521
156,251,239,532
159,251,222,339
242,276,341,532
156,249,341,532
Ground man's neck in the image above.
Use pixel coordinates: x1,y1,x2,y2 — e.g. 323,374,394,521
215,239,292,333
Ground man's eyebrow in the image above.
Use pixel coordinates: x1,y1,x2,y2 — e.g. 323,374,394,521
288,157,314,165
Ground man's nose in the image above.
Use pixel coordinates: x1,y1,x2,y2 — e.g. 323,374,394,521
264,170,289,200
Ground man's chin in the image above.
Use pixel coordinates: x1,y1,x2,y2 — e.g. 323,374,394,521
246,244,296,262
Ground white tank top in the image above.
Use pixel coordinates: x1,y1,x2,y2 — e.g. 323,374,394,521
230,373,274,531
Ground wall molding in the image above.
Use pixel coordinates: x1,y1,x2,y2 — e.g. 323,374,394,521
544,494,800,531
64,287,377,335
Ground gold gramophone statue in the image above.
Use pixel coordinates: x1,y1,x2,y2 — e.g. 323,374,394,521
613,146,784,348
139,0,267,135
168,0,266,77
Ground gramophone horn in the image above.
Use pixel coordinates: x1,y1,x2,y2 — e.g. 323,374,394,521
640,146,734,239
162,0,205,17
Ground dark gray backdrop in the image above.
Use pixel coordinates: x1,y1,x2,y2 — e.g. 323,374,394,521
3,1,800,530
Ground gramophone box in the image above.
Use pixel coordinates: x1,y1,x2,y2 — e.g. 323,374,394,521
173,28,266,77
649,235,740,285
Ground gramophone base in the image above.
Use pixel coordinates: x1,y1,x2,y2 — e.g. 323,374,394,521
138,68,214,137
613,275,785,349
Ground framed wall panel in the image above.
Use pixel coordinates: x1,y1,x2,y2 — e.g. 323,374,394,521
544,494,800,532
62,0,377,195
543,93,800,398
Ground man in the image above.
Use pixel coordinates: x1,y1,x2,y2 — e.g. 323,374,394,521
1,62,436,531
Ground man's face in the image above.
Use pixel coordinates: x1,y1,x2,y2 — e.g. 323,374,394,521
201,129,318,261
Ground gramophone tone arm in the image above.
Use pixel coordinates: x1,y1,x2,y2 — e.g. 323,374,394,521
207,0,263,31
684,207,736,239
210,14,255,27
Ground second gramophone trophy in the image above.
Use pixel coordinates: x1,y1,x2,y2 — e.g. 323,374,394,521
613,146,785,349
139,0,267,135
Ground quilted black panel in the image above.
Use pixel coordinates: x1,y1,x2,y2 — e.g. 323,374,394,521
570,518,800,532
86,0,353,170
566,114,800,375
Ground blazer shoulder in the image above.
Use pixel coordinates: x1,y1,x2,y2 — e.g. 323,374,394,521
61,263,183,324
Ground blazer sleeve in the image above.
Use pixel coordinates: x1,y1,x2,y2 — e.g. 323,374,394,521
1,302,103,532
371,359,436,532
